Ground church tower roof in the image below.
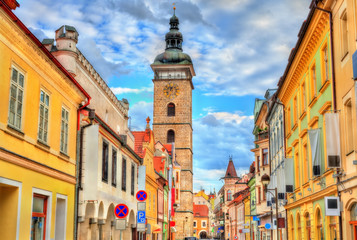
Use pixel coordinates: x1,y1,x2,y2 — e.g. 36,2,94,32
153,7,192,65
224,156,238,178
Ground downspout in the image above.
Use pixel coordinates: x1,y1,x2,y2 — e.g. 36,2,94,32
313,2,343,240
74,101,92,240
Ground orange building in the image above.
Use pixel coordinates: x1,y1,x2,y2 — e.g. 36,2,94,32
193,203,209,239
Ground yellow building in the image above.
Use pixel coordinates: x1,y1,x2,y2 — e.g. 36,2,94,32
325,0,357,239
133,118,159,240
277,2,340,240
0,1,90,240
244,193,251,240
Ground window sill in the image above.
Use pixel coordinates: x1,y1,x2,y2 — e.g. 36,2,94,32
112,184,117,188
102,179,108,184
341,51,349,62
5,125,25,140
299,111,306,121
346,150,354,156
308,96,317,108
59,152,70,161
36,140,51,152
292,123,298,132
319,80,330,94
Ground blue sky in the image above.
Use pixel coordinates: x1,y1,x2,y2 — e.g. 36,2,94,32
15,0,311,193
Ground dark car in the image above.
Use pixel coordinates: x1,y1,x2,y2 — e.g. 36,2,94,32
184,237,197,240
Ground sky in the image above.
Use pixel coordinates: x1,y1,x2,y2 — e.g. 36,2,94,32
15,0,311,193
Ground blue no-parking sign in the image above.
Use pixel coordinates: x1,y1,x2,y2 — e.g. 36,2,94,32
137,211,146,224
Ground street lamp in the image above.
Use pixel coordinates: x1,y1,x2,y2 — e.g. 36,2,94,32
261,174,279,240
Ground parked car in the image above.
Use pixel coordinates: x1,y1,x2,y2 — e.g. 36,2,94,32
184,237,197,240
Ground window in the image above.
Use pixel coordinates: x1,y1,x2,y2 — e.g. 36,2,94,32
295,151,300,187
54,195,67,240
122,158,127,191
303,144,309,183
329,216,337,240
316,209,324,240
131,163,135,195
112,148,117,187
341,10,348,57
286,107,291,131
202,221,207,227
263,148,268,165
297,214,301,240
38,90,50,143
257,156,260,172
345,99,353,154
193,221,197,228
293,96,298,125
176,172,179,183
168,103,175,116
102,141,108,182
301,82,306,113
167,130,175,143
322,45,329,83
305,213,311,240
227,190,232,201
176,189,179,200
310,64,317,101
60,108,69,154
8,67,25,130
258,186,261,204
31,194,48,240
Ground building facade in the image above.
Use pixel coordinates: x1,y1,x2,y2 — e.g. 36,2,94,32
0,2,89,239
151,11,195,240
277,2,340,239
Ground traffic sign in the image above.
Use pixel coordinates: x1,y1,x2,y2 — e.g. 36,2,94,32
234,235,238,239
137,211,146,223
114,204,129,219
136,190,147,202
265,223,271,229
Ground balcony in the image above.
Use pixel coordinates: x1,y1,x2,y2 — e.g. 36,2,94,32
256,131,269,141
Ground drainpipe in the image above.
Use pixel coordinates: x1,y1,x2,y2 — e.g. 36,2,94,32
74,106,94,240
313,2,343,240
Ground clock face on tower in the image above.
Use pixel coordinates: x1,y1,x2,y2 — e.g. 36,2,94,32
163,82,180,99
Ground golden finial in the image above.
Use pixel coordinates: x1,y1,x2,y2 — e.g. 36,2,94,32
173,3,176,14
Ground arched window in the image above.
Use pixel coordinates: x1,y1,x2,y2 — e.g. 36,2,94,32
227,190,232,201
168,103,175,116
316,209,323,240
305,213,311,240
167,130,175,143
290,215,294,240
297,213,301,239
350,203,357,239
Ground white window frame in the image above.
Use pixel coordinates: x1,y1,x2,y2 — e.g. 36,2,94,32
54,194,67,240
60,107,69,154
31,188,52,240
38,89,50,143
8,66,25,130
0,177,22,240
202,220,207,228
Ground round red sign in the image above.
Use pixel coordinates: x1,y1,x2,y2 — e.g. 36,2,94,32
114,204,129,219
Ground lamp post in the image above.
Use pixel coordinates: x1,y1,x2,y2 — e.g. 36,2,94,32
261,174,279,240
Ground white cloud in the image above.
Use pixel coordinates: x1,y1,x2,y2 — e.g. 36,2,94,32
111,87,152,95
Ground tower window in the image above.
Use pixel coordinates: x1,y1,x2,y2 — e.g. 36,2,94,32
168,103,175,116
167,130,175,143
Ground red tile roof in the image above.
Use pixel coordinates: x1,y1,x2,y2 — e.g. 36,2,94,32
224,158,238,178
193,203,209,217
132,131,145,157
163,144,172,155
154,156,165,173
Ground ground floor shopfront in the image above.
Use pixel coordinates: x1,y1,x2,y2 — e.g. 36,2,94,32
286,186,340,240
0,152,76,240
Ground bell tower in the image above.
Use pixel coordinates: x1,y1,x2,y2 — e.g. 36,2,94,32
151,7,195,239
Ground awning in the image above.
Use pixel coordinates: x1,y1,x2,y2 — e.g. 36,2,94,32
170,227,177,233
152,224,162,233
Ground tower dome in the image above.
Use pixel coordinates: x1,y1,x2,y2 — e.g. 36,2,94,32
153,11,192,65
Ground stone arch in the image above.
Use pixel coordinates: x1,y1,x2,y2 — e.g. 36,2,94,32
199,230,207,239
296,211,301,239
102,203,115,240
79,202,97,240
123,210,135,239
98,201,105,220
289,213,294,240
345,198,357,211
314,204,324,240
